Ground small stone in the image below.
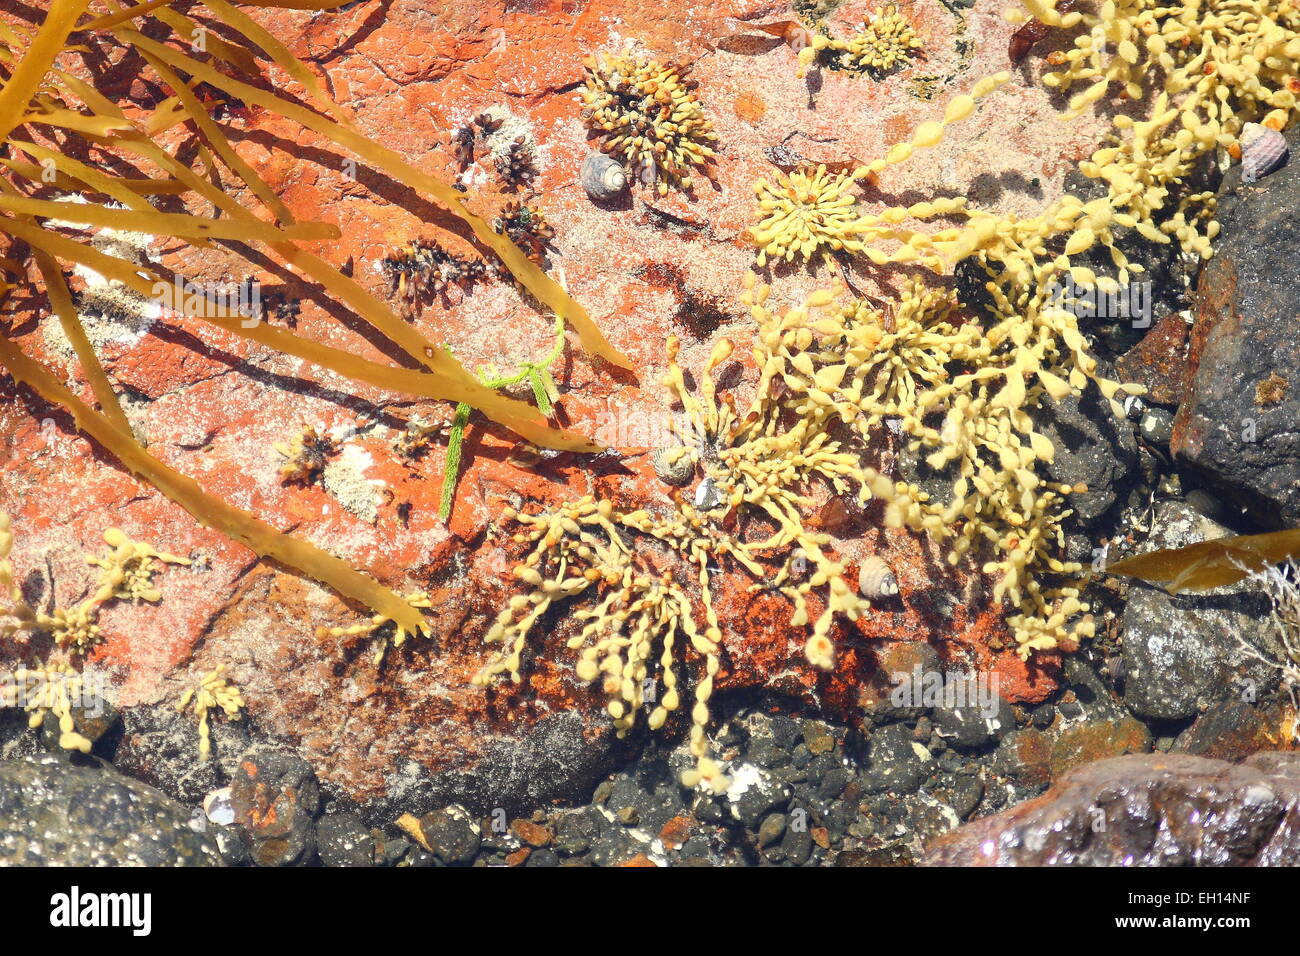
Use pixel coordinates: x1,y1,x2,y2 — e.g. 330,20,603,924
230,747,320,867
510,818,552,847
419,806,481,865
757,812,787,848
316,813,374,867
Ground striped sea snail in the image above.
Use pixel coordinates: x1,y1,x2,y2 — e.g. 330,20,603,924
858,555,899,599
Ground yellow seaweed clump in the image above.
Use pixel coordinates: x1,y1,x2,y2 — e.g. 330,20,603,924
87,527,191,604
1,664,95,754
176,665,245,761
839,5,925,73
472,496,736,795
1,522,190,656
476,282,898,792
1012,0,1300,264
580,51,718,193
796,4,924,75
751,165,871,266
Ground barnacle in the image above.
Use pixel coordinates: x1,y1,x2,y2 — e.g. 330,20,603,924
494,136,538,190
381,238,489,308
176,665,245,760
580,51,718,194
275,426,340,487
494,201,554,266
392,417,450,460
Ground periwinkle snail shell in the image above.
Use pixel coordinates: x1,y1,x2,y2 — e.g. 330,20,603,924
581,152,629,200
858,555,899,599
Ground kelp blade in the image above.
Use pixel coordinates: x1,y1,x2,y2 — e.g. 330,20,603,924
1106,527,1300,593
0,334,424,632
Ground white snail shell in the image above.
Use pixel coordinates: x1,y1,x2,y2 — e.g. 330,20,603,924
581,152,629,200
858,556,899,599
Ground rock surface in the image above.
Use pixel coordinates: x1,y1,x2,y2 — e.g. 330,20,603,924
0,753,221,866
1173,124,1300,528
1119,500,1277,722
922,752,1300,866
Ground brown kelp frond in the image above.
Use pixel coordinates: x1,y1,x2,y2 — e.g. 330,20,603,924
0,216,600,453
0,0,612,626
1107,528,1300,594
113,22,632,369
0,331,426,634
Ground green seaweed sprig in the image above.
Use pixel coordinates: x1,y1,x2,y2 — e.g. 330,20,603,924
439,315,566,521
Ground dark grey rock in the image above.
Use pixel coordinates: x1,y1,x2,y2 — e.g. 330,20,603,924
1033,381,1139,527
1120,501,1277,722
1062,655,1127,723
316,812,373,866
861,723,927,794
554,806,602,856
418,806,481,865
728,765,790,826
0,752,220,865
229,746,320,867
930,675,1015,750
1173,124,1300,528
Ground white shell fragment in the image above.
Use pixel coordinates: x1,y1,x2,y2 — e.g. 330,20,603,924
581,152,629,200
858,555,899,599
1240,123,1289,185
203,786,236,827
694,476,723,510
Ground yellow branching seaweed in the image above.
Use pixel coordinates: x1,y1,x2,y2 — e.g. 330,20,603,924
796,3,924,75
751,165,870,266
176,664,245,760
476,282,898,792
0,664,96,754
580,51,718,194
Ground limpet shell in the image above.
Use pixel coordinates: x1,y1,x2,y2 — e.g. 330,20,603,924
858,555,899,599
581,152,629,200
653,446,694,485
